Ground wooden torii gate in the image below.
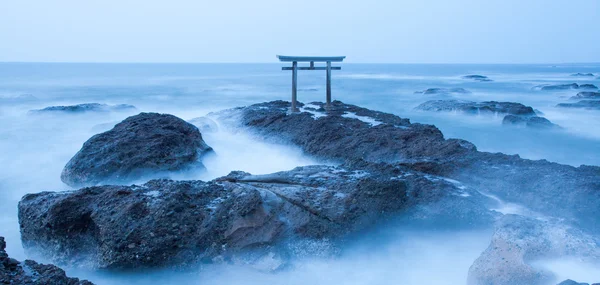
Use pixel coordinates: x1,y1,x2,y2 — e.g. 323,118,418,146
277,55,346,112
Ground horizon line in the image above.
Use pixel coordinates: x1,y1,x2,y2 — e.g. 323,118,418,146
1,61,600,65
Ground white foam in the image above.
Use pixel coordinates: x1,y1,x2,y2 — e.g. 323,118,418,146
342,112,382,126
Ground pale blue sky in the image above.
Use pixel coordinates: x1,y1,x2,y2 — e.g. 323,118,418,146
1,0,598,63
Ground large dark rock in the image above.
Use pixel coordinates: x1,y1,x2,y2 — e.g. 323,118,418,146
414,87,471,95
468,215,600,285
0,236,93,285
570,73,595,77
557,100,600,110
502,114,559,129
19,164,494,269
570,91,600,100
462,75,492,82
30,103,136,114
415,100,536,116
61,112,213,187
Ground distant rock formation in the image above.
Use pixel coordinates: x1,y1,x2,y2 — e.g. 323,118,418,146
557,100,600,110
0,236,93,285
570,73,595,77
61,112,213,187
570,91,600,100
462,75,492,82
502,114,559,129
414,87,471,95
535,83,598,91
30,103,136,114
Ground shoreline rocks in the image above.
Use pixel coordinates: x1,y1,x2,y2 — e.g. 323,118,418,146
0,236,93,285
61,112,213,187
29,103,136,114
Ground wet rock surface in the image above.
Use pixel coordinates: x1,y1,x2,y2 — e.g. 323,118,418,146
557,100,600,110
61,112,213,187
19,164,494,269
30,103,136,114
462,75,492,82
570,91,600,100
0,236,93,285
502,114,559,129
468,215,600,285
414,87,471,95
536,83,598,91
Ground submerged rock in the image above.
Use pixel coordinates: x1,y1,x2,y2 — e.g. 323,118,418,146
414,87,471,95
188,116,219,133
468,215,600,285
537,83,598,91
570,92,600,100
570,73,595,77
415,100,536,116
19,164,493,269
502,114,559,129
61,112,213,187
556,100,600,110
30,103,136,114
462,75,492,82
0,236,93,285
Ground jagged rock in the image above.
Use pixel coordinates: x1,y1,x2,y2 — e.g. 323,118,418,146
61,112,213,187
557,100,600,110
19,164,494,269
570,92,600,100
414,88,471,95
570,73,595,77
537,83,598,91
468,215,600,285
557,280,590,285
415,100,536,116
188,116,219,133
462,75,492,82
0,236,93,285
502,114,559,129
29,103,136,114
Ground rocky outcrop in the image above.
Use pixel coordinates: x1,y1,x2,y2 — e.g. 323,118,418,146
0,236,93,285
462,75,492,82
29,103,136,114
536,83,598,91
415,100,536,116
502,114,559,129
557,100,600,110
468,215,600,285
414,88,471,95
61,112,213,187
570,91,600,100
19,164,494,269
570,73,595,77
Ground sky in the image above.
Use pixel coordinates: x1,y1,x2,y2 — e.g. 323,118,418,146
0,0,599,63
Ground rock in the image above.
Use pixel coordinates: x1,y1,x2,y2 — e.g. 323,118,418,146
462,75,492,82
415,100,536,116
537,83,598,91
502,115,559,129
188,116,219,133
414,88,471,95
19,164,494,269
0,236,93,285
570,73,595,77
60,112,213,187
468,215,600,285
29,103,137,114
557,280,590,285
556,100,600,110
570,91,600,100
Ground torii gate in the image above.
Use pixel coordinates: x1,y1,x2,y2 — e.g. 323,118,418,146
277,55,346,112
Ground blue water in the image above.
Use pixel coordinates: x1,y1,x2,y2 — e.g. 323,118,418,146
1,63,600,284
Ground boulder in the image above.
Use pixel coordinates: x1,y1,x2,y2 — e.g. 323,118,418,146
19,164,494,269
29,103,136,114
468,215,600,285
61,112,213,187
502,114,559,129
570,73,594,77
556,100,600,110
414,87,471,95
0,236,93,285
188,116,219,133
462,75,492,82
415,100,536,116
570,91,600,100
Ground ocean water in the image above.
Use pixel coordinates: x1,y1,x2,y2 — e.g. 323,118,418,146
1,62,599,284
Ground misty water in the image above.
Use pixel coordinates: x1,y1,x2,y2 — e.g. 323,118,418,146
1,62,599,284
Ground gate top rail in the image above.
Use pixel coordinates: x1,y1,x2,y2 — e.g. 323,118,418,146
276,55,346,62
